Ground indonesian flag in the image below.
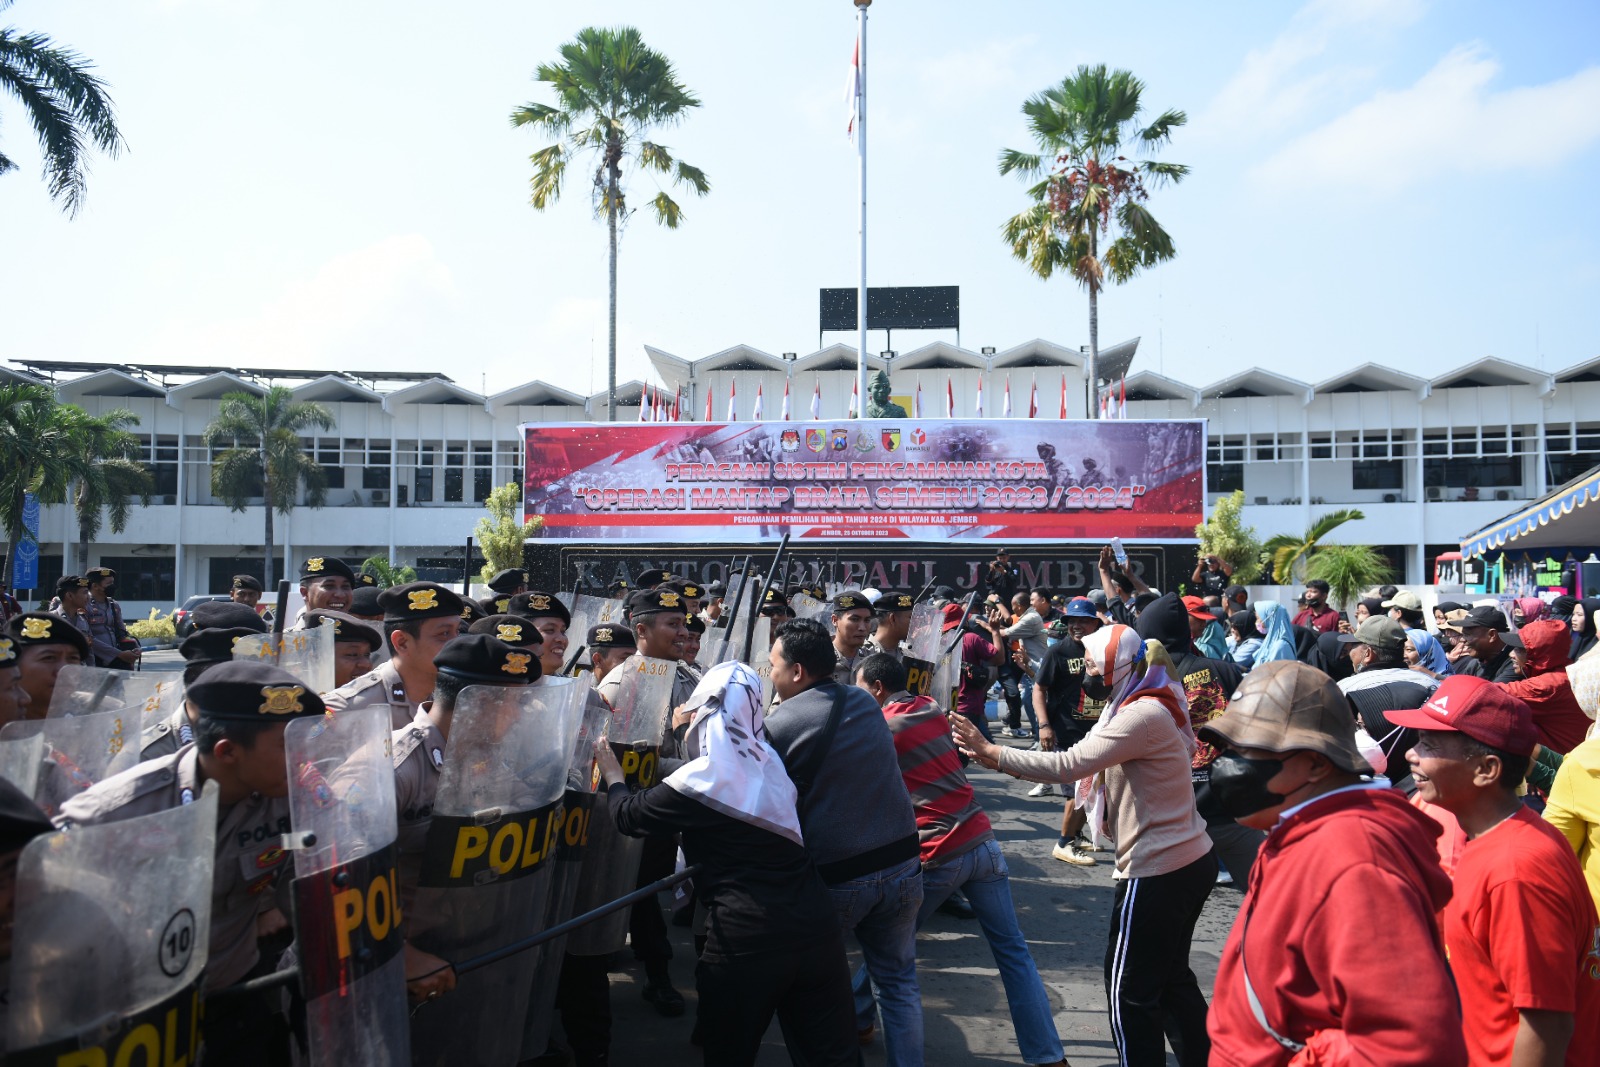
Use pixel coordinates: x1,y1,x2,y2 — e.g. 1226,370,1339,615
845,37,861,140
656,386,667,422
781,380,791,421
1100,389,1110,419
945,376,954,417
727,377,738,422
1059,374,1067,419
848,378,859,417
1029,376,1038,418
975,378,984,418
913,381,923,418
1119,377,1128,420
810,378,821,420
638,383,649,422
1002,375,1012,418
704,384,713,423
672,383,682,422
752,382,764,421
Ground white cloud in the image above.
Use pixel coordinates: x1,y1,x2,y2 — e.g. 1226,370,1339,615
1255,46,1600,193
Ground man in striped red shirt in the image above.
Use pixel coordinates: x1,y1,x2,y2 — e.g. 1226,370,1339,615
853,652,1067,1067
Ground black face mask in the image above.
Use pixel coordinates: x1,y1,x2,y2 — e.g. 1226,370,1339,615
1081,675,1114,701
1209,752,1289,819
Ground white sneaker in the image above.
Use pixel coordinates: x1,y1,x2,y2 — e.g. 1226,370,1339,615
997,726,1016,738
1027,782,1056,797
1051,842,1096,866
1071,834,1103,853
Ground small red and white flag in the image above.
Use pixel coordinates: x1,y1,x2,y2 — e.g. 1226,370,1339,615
672,383,682,422
1059,374,1067,419
638,383,649,422
1119,377,1127,420
810,378,822,420
848,378,859,417
1028,376,1038,418
657,386,669,422
752,382,764,421
845,37,861,141
1002,375,1013,418
1100,389,1109,419
975,378,984,418
727,377,738,422
945,376,954,417
704,384,713,423
913,381,923,419
781,380,791,421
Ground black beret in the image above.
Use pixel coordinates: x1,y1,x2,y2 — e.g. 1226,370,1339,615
634,568,673,588
481,593,514,617
231,574,264,593
0,635,16,668
55,574,89,596
349,586,384,618
7,613,90,658
468,615,544,648
933,585,959,601
378,582,465,623
605,579,630,597
0,777,53,854
433,633,540,684
661,578,703,600
304,610,382,651
84,567,116,583
299,556,356,584
831,591,871,614
459,599,487,627
187,661,326,722
487,568,530,594
587,622,637,649
354,572,380,588
507,591,571,626
878,592,915,612
684,614,706,635
759,588,790,614
627,587,689,619
192,601,269,634
179,627,260,669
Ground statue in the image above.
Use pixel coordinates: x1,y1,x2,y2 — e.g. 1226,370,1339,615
866,369,908,419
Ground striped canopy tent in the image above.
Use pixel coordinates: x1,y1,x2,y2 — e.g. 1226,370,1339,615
1461,465,1600,559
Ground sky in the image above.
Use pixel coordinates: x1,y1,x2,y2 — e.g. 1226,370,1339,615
2,0,1597,396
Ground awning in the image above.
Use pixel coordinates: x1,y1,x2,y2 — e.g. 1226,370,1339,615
1460,466,1600,558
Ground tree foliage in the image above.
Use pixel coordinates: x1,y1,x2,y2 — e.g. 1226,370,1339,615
1262,509,1366,585
474,482,541,584
1195,489,1262,585
1306,545,1394,612
359,556,416,588
69,407,151,574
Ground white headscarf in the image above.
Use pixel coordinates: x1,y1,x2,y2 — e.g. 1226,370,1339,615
662,662,803,846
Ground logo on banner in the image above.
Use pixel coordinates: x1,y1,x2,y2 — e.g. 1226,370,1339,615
854,432,874,453
806,429,826,453
830,429,849,452
780,430,800,452
910,428,927,445
881,428,901,451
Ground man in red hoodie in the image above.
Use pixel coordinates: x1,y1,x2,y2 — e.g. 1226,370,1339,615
1501,618,1592,754
1198,661,1467,1066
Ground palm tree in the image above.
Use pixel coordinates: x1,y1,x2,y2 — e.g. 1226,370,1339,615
1306,545,1394,614
66,407,152,574
999,66,1186,416
0,0,125,216
511,26,709,421
1261,508,1366,585
203,387,334,590
0,384,108,588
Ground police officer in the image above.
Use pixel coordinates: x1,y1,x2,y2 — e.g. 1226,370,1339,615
140,601,270,761
348,585,383,622
634,568,673,590
508,590,573,667
82,567,137,670
458,597,486,634
861,591,915,662
0,634,29,726
759,587,793,622
56,661,325,1066
605,578,630,599
354,570,380,590
322,582,464,730
587,622,636,681
661,578,704,618
829,590,874,684
682,614,706,669
303,609,383,689
52,575,93,646
229,574,264,610
391,633,541,1005
699,580,727,629
481,568,530,616
7,612,88,716
466,612,545,652
294,556,356,623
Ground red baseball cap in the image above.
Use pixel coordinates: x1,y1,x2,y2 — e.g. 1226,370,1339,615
1384,674,1537,756
1181,596,1215,623
941,602,965,633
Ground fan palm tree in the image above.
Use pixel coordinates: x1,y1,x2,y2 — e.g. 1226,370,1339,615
0,0,125,216
203,387,334,590
511,26,709,421
1261,508,1366,585
66,407,152,574
999,66,1186,417
1306,544,1394,613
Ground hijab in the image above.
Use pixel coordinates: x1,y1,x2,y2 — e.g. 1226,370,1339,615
662,662,802,845
1405,628,1450,674
1513,597,1546,626
1253,601,1297,664
1572,598,1600,662
1195,618,1229,661
1356,598,1384,622
1316,631,1355,682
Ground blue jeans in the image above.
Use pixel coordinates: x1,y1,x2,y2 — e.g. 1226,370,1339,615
826,855,924,1067
853,840,1063,1065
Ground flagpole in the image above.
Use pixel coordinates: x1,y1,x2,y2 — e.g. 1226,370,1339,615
854,0,870,419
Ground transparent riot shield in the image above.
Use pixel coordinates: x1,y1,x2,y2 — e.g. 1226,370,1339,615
47,664,185,731
0,707,140,817
934,629,965,716
565,656,676,956
565,595,628,675
286,705,408,1067
744,616,775,707
709,575,759,665
519,676,610,1060
0,731,44,798
408,679,585,1067
233,625,336,695
6,785,217,1065
790,591,828,623
903,602,943,698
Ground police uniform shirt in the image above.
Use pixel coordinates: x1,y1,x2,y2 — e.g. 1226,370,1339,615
859,635,904,664
832,645,863,687
321,658,416,730
55,607,93,647
390,707,446,915
82,596,128,667
54,744,291,988
138,705,195,762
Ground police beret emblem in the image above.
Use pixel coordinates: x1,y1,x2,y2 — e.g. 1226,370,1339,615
20,618,51,639
460,605,474,619
528,593,551,611
503,652,531,675
408,589,439,612
330,620,344,635
595,626,613,644
765,589,780,602
682,584,701,597
232,578,244,590
0,638,12,657
259,685,306,715
75,577,89,588
658,591,681,609
520,571,529,583
495,598,510,614
306,558,326,573
496,623,523,643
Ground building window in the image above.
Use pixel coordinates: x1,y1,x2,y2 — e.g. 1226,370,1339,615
151,435,178,499
313,439,345,490
1352,460,1403,490
1549,454,1598,485
1310,436,1332,460
444,445,464,503
472,444,493,503
96,554,176,602
415,445,434,503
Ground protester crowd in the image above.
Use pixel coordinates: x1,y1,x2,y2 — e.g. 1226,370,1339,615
0,546,1597,1067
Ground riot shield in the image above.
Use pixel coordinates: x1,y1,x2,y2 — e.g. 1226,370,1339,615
790,591,828,623
6,785,217,1065
565,595,628,674
47,664,185,730
233,625,336,695
519,676,611,1060
0,707,141,817
709,574,759,665
744,616,776,707
286,705,408,1067
408,679,585,1067
934,630,965,718
903,602,943,698
565,656,676,956
0,731,45,797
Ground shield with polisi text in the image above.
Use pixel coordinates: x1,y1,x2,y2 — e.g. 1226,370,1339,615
6,785,217,1065
233,625,336,695
46,665,185,731
903,601,943,698
934,628,965,718
0,707,140,817
286,704,408,1066
407,679,586,1067
564,655,675,956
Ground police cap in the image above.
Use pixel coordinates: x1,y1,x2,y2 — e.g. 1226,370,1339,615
7,613,90,659
299,556,356,584
192,601,270,634
481,593,514,617
487,568,530,594
304,610,382,652
759,588,790,615
187,661,326,723
459,598,487,628
354,572,380,588
662,578,703,601
468,615,544,648
231,574,264,594
684,614,706,635
378,582,465,623
84,567,116,583
508,591,571,626
606,579,630,597
587,623,637,650
878,591,915,613
627,587,688,619
433,633,541,684
831,591,872,615
54,574,90,597
0,777,53,854
179,627,260,670
349,585,384,619
634,568,673,589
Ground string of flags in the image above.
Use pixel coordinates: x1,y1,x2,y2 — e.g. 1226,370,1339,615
636,374,1130,421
